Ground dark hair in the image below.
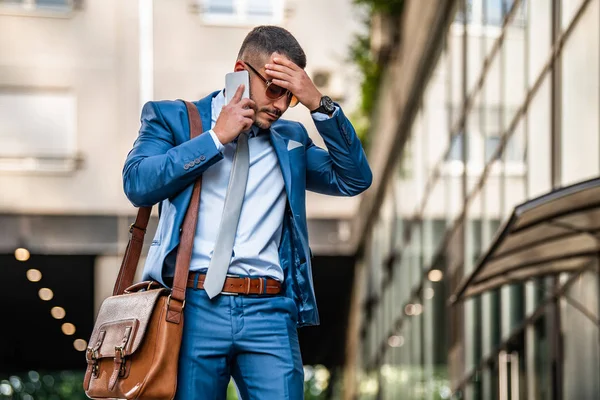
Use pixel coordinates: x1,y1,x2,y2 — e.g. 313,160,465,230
237,26,307,69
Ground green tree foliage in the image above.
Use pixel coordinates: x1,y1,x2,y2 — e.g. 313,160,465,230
354,0,404,15
349,0,404,149
348,26,380,149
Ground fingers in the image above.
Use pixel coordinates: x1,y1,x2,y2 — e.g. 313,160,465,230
238,98,256,110
271,78,291,89
273,57,299,71
242,116,254,131
264,69,291,81
265,63,294,77
241,108,255,118
231,84,245,103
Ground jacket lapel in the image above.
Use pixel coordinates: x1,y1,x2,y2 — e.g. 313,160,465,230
270,127,293,202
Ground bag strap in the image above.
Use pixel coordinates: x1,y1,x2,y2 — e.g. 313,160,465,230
111,207,152,296
112,101,204,322
166,101,203,323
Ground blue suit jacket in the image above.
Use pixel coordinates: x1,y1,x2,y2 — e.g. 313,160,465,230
123,90,372,327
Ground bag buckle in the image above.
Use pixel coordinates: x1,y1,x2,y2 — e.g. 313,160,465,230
109,326,133,389
115,346,127,377
166,294,186,309
86,330,106,378
86,347,99,377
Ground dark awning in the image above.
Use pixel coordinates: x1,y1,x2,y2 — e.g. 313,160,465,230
450,177,600,304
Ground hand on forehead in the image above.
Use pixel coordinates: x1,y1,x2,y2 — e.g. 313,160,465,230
262,52,294,70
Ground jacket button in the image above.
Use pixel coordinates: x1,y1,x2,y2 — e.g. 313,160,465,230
199,155,206,161
194,158,201,165
183,163,190,170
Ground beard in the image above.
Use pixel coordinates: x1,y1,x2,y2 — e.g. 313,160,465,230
253,107,282,129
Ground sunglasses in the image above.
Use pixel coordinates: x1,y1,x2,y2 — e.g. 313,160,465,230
244,61,299,108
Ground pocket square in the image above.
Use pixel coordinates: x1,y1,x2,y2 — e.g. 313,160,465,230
287,140,303,151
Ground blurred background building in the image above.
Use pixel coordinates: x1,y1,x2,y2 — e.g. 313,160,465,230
349,0,600,399
2,0,600,400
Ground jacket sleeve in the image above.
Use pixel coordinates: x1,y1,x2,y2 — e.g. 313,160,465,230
304,106,372,196
122,101,223,207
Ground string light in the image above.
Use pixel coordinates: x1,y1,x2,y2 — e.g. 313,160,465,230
428,269,443,282
424,287,435,299
38,288,53,301
61,323,76,336
15,248,30,262
388,335,405,347
51,307,66,320
26,269,42,282
73,339,87,352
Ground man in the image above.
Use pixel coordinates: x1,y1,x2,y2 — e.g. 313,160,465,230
123,26,371,399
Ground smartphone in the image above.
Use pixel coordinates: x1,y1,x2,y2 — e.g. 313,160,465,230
225,70,250,104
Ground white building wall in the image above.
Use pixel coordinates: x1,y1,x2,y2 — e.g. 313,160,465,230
0,0,365,219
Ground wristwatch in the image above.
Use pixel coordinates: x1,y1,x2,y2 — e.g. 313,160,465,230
310,96,335,115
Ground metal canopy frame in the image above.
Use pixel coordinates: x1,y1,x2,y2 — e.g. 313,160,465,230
451,177,600,304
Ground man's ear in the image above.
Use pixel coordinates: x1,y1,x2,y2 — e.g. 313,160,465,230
234,60,245,72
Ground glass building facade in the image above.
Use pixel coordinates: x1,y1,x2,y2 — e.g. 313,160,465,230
355,0,600,398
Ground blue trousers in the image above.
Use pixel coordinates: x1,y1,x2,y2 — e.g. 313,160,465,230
174,288,304,399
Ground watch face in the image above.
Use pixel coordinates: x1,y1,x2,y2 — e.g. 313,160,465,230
322,96,335,112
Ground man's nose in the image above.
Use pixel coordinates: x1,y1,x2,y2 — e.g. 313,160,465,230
273,95,289,113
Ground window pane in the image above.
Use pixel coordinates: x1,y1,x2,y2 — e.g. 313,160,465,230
485,0,505,26
0,91,76,157
247,0,272,17
527,0,551,82
35,0,69,8
448,25,464,129
423,52,449,168
525,314,552,399
455,0,473,24
562,0,585,29
503,118,527,216
526,75,551,198
206,0,234,14
466,96,484,192
466,17,485,93
562,267,600,398
503,0,526,126
484,136,501,163
447,133,466,161
561,0,599,185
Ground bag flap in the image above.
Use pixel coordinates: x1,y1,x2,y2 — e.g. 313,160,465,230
89,288,168,359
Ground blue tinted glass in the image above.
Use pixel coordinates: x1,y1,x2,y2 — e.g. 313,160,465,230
248,0,272,17
484,0,504,25
484,136,501,163
36,0,69,7
207,0,234,14
484,0,526,27
447,133,468,161
455,0,473,23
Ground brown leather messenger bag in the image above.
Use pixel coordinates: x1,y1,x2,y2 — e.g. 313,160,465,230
83,100,202,399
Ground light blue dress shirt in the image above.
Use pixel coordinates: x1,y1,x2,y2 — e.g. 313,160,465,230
191,90,336,282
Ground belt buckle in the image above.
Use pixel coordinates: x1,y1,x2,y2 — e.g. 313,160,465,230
221,274,240,296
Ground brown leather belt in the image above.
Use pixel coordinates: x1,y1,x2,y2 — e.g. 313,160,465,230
178,272,282,295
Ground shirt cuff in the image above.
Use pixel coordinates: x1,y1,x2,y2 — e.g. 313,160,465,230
311,106,339,121
208,129,224,152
